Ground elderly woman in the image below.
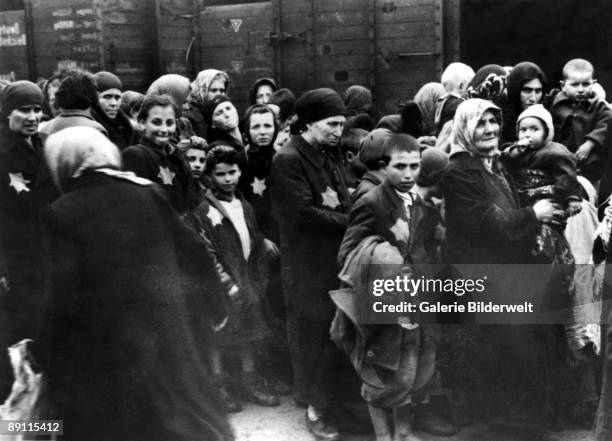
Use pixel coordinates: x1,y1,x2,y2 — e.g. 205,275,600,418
38,126,233,441
440,98,572,421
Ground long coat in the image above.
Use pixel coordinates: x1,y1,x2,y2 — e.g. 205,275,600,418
0,124,58,397
441,151,540,264
270,134,352,409
190,191,270,345
38,171,232,441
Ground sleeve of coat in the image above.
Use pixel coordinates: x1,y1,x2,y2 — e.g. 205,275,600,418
585,101,612,149
442,165,540,246
543,147,583,201
338,198,377,268
271,150,348,233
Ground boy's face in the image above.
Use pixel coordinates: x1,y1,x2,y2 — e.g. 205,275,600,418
385,150,421,193
210,162,241,197
520,78,543,110
186,148,206,178
561,69,595,101
517,116,546,149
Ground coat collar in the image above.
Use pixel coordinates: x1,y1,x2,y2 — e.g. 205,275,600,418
0,123,43,157
294,135,325,168
552,91,597,111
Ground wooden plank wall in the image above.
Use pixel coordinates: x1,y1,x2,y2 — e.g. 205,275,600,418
30,0,103,78
0,9,29,81
100,0,151,91
159,0,194,77
199,2,274,113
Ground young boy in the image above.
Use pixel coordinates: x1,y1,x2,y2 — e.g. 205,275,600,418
435,62,475,135
182,140,209,193
549,58,612,186
191,145,279,412
340,128,368,193
338,135,452,441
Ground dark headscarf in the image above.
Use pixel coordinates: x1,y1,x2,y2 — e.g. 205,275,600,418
248,78,277,105
506,61,548,113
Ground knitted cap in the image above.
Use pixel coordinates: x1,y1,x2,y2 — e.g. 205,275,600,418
1,80,43,119
296,88,345,124
201,94,232,127
342,85,372,111
94,71,122,92
516,103,554,144
417,147,449,186
358,128,393,166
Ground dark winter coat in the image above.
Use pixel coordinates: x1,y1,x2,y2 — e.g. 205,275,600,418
190,191,271,345
239,143,279,243
441,151,540,264
0,124,58,396
270,134,352,409
339,179,441,267
92,108,135,150
38,171,232,441
549,91,612,182
122,137,200,213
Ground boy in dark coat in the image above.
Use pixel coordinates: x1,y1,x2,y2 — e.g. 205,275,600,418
352,128,392,203
338,136,453,440
191,145,279,412
549,58,612,185
270,88,352,441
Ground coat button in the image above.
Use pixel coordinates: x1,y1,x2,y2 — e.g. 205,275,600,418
367,350,375,358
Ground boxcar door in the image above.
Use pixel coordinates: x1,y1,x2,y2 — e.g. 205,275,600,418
199,1,275,114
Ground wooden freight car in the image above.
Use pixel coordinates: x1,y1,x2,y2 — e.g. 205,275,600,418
0,0,611,115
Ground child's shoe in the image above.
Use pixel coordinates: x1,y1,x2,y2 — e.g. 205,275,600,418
241,372,281,407
213,375,242,413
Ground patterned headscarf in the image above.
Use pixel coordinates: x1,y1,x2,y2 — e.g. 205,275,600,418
189,69,230,109
466,64,507,103
414,82,446,135
450,98,502,161
147,74,191,112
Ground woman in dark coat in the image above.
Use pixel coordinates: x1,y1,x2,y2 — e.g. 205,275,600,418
92,71,135,150
0,81,59,399
440,98,569,421
39,126,233,441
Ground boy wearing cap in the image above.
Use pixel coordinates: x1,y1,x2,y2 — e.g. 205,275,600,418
352,128,393,203
271,88,352,441
0,81,58,397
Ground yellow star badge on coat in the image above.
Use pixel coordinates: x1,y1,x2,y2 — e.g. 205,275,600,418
8,172,31,194
251,177,267,197
207,206,224,227
158,166,175,185
390,217,410,243
321,186,340,209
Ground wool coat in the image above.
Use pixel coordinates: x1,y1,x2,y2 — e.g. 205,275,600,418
38,171,231,441
0,124,58,397
122,137,200,213
270,134,352,409
351,170,382,204
190,190,271,346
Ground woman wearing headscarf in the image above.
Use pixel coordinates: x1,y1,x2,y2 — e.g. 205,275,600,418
248,77,277,105
187,69,231,139
414,82,446,136
201,94,245,152
342,85,377,131
440,98,569,421
500,61,548,145
0,80,59,399
38,126,233,441
92,71,135,150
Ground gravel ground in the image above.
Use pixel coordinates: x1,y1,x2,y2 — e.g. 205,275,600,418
229,397,595,441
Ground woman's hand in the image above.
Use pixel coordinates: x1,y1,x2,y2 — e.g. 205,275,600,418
532,199,556,222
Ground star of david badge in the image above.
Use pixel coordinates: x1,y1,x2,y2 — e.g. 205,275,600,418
8,172,31,194
390,217,410,243
251,177,267,197
207,206,224,227
321,186,340,209
158,166,175,185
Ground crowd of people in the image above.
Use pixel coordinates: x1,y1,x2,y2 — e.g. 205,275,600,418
2,57,612,441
